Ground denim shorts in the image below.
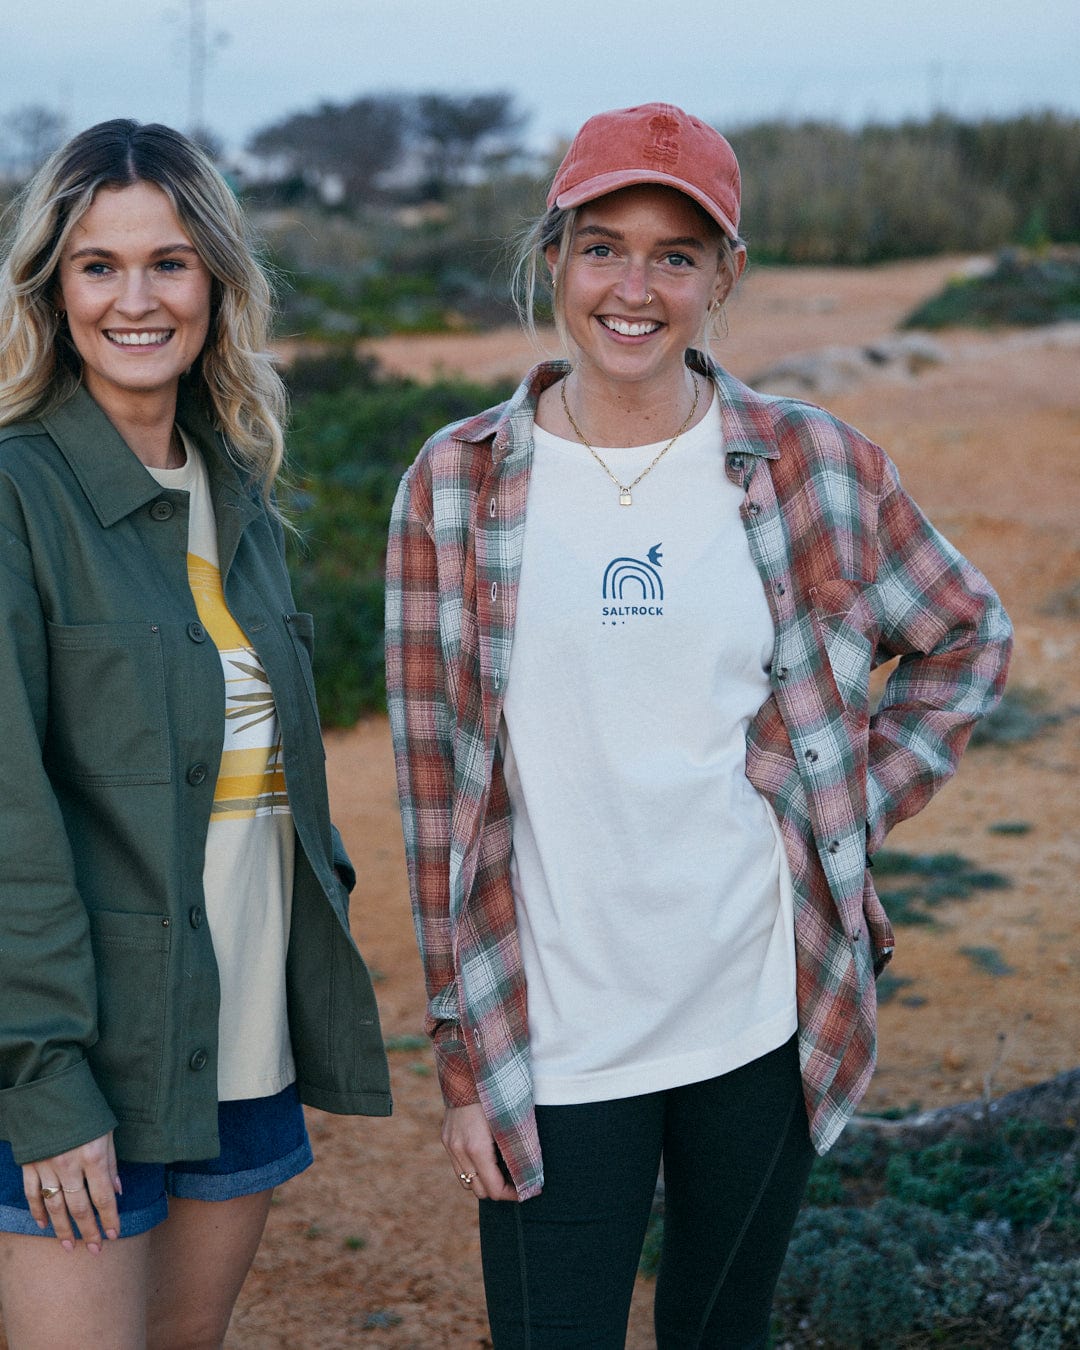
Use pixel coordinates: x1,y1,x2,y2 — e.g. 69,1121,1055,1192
0,1083,312,1240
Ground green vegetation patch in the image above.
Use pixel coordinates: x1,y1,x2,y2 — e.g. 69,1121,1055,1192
769,1120,1079,1347
872,849,1011,926
282,353,515,726
969,686,1065,748
903,247,1080,328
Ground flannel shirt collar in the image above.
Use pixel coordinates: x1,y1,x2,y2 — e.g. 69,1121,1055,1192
454,350,783,467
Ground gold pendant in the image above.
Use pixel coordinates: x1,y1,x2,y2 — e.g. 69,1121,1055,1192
619,489,633,507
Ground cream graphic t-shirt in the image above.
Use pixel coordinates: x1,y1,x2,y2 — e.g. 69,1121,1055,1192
149,434,296,1099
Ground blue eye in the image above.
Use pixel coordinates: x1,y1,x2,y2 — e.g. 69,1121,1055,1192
665,252,693,267
584,244,612,258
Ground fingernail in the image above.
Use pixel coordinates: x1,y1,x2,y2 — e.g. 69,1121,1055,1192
115,1177,123,1194
88,1242,102,1256
62,1240,74,1253
106,1228,119,1241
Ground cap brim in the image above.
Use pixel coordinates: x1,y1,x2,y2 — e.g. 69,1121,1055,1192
552,168,738,239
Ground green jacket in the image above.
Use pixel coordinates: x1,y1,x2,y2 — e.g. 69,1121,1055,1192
0,385,390,1166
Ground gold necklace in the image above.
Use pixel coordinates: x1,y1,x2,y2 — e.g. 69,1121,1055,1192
560,375,700,506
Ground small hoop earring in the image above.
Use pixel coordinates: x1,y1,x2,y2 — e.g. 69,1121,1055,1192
644,293,653,305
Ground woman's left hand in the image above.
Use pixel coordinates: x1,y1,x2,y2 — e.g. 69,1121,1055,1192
23,1131,121,1254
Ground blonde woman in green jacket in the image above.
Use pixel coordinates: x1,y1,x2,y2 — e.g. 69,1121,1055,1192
0,120,390,1348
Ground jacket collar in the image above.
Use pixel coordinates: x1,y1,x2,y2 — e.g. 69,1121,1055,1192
453,351,781,466
39,382,256,529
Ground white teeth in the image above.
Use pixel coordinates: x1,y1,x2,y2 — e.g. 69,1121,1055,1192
106,331,171,346
600,317,660,337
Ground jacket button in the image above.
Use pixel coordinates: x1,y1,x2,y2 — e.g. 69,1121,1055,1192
150,500,174,521
189,906,203,929
186,762,209,786
189,1050,208,1071
187,621,206,643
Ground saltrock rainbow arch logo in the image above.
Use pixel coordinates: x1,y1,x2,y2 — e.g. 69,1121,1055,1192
601,545,665,623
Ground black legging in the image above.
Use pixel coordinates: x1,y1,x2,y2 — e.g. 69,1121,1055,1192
478,1035,814,1349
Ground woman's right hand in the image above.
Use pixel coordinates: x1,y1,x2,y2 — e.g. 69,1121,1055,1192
22,1131,121,1254
442,1103,517,1202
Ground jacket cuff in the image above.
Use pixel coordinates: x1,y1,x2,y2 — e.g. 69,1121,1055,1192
0,1060,118,1166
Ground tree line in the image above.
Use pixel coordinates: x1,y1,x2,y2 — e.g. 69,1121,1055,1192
3,94,1079,265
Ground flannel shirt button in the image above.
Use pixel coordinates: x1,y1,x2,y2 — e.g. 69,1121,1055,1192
747,503,761,516
489,497,497,517
827,839,841,854
491,582,498,602
728,454,745,470
804,748,819,764
776,583,786,596
473,1028,482,1048
493,669,501,690
777,666,789,681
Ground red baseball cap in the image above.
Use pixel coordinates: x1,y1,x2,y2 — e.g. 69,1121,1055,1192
547,103,741,238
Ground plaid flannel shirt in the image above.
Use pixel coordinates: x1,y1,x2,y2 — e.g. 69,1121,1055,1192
385,353,1012,1200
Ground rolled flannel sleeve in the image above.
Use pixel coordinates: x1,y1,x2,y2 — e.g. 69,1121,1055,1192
866,460,1013,853
385,469,478,1106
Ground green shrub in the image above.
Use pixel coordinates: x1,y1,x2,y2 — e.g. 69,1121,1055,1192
903,247,1080,328
282,355,515,724
871,849,1011,925
968,687,1064,748
1012,1258,1080,1349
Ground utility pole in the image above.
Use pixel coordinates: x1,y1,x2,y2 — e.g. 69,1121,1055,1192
188,0,207,138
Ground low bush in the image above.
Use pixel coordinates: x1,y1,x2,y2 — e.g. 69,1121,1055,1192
903,247,1080,328
764,1119,1080,1346
871,849,1011,926
282,353,515,725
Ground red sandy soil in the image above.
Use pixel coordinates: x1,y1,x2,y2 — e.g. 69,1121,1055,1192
9,259,1079,1348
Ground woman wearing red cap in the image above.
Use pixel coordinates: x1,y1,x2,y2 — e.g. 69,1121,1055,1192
386,103,1011,1346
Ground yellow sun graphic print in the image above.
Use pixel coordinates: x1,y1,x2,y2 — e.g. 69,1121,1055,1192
188,553,289,820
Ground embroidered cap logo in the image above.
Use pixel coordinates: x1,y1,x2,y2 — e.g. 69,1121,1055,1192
643,112,682,173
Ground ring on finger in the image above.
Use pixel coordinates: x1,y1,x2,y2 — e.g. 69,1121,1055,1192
62,1185,84,1195
458,1171,476,1187
40,1185,63,1200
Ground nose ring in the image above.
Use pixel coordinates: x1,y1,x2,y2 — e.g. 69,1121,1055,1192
644,293,653,305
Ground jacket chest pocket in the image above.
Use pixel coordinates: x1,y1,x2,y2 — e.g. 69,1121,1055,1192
44,621,171,785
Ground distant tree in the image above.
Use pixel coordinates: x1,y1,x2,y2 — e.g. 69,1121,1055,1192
413,92,526,197
248,95,409,205
1,104,66,178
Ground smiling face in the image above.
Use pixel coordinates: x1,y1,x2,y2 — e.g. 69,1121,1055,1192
546,184,744,397
57,179,212,422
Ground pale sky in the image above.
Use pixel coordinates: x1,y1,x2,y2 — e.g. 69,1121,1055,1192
4,0,1077,158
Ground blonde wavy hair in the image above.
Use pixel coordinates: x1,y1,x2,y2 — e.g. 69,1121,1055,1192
0,119,286,498
512,198,746,356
